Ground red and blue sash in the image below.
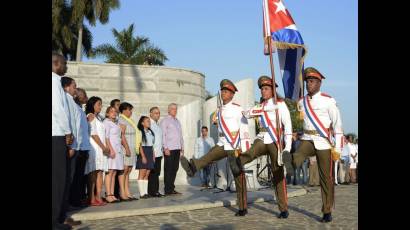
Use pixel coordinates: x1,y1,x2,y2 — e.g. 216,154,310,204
258,104,280,143
303,96,334,145
217,109,241,149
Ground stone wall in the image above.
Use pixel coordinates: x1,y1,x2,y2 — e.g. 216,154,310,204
66,62,259,187
66,62,205,184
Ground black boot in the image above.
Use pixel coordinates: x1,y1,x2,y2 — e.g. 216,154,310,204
235,209,248,216
277,210,289,219
180,156,197,177
321,213,332,222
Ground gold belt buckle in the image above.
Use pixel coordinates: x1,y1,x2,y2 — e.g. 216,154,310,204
219,131,238,137
304,130,318,135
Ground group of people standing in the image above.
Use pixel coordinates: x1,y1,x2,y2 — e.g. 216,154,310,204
52,53,184,230
180,68,345,223
336,135,358,184
288,132,358,187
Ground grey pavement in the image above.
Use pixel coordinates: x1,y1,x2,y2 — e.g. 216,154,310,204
69,181,307,221
74,184,358,230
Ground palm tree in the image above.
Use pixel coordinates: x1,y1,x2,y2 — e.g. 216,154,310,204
71,0,120,61
52,0,93,60
284,98,303,132
52,0,70,52
93,24,168,65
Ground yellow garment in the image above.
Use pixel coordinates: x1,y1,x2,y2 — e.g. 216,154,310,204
211,109,218,124
331,147,340,161
120,114,142,154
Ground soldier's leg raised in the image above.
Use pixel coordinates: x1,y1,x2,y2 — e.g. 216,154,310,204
238,139,269,166
316,149,334,221
228,139,269,177
180,145,226,177
292,141,316,168
267,143,289,218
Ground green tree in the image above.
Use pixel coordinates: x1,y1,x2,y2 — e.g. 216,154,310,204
70,0,120,61
52,0,93,60
93,24,168,65
284,98,303,132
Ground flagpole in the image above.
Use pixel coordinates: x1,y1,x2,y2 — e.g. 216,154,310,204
266,36,283,153
301,66,305,98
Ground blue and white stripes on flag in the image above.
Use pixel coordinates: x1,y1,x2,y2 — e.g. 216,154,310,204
278,48,305,100
262,0,307,101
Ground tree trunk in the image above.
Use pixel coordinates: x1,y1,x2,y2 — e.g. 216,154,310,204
76,23,83,62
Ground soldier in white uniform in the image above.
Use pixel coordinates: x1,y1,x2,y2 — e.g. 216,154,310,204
284,67,344,223
231,76,293,219
180,79,251,216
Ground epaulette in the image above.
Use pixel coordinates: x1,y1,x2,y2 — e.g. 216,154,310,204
321,93,332,98
232,102,241,106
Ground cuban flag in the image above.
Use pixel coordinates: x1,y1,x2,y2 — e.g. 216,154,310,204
262,0,307,101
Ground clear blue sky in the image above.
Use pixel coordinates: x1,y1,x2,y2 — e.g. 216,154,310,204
83,0,358,134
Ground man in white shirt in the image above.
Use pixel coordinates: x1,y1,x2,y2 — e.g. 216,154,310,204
61,79,92,218
58,76,82,227
52,52,73,230
194,126,215,187
148,107,165,197
70,88,92,207
339,136,350,184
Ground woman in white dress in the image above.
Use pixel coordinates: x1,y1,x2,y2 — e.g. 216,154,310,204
103,106,125,203
85,96,109,206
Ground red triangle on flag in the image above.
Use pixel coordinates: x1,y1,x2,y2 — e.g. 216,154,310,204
267,0,296,32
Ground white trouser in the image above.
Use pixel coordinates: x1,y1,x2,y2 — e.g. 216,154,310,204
334,160,339,184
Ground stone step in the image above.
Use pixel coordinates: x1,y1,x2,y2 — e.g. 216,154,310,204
69,185,307,221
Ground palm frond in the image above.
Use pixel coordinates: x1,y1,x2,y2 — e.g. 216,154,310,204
91,23,168,65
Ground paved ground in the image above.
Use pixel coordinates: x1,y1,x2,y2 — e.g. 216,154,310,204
74,184,357,230
69,183,306,221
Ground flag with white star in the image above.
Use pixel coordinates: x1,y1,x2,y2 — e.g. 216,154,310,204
263,0,306,101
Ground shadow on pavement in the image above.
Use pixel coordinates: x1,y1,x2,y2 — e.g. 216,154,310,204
250,200,321,222
250,202,280,216
287,204,322,221
223,205,239,214
202,224,234,230
160,223,180,230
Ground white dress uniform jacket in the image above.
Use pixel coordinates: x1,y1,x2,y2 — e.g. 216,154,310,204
244,98,292,152
298,91,343,153
213,100,250,152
